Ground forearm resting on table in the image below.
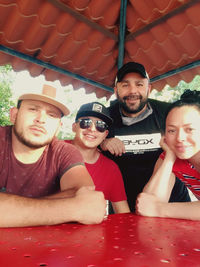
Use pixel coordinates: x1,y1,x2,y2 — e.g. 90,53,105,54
0,192,78,227
136,193,200,221
159,200,200,220
44,188,77,199
0,188,106,227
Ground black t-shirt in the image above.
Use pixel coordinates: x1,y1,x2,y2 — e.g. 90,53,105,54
104,99,190,212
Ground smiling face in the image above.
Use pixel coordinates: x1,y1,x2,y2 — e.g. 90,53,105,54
114,72,151,117
165,106,200,160
73,116,108,149
11,100,62,148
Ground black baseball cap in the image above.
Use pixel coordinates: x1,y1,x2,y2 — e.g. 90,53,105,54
115,62,149,85
75,102,113,127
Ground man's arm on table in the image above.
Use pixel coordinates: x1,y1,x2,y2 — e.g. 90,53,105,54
0,165,106,227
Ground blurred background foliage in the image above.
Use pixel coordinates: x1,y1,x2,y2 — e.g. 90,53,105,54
0,65,15,126
150,75,200,102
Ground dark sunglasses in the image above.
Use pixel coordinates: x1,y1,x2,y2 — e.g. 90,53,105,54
76,118,108,133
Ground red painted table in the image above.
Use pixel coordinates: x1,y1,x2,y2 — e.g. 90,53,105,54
0,213,200,267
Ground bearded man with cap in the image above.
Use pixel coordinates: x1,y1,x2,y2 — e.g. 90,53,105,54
101,62,191,212
0,84,106,227
65,102,130,214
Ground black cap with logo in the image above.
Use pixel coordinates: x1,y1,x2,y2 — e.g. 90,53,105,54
115,62,149,85
75,102,113,127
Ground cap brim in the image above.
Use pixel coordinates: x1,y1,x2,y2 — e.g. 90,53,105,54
19,94,70,116
115,62,149,85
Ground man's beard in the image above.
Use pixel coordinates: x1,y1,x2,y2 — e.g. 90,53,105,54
117,93,148,115
13,124,53,149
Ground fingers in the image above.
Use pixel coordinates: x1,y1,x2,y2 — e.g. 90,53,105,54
74,188,107,225
112,138,125,156
159,136,166,146
101,138,125,156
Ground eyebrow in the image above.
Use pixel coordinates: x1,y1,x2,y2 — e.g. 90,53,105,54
26,103,61,115
167,123,194,127
121,79,144,83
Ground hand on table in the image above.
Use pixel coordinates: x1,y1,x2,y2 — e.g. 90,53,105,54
74,186,107,225
135,192,163,218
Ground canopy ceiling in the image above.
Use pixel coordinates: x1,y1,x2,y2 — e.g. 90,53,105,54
0,0,200,98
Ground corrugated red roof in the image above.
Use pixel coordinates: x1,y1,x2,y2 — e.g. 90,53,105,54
0,0,199,98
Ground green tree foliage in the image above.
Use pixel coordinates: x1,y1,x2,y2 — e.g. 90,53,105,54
150,75,200,102
0,65,15,126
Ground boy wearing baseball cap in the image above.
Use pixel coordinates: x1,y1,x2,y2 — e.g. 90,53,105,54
65,102,130,214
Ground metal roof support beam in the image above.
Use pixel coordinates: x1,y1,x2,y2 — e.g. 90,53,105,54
0,45,113,93
126,0,200,41
118,0,127,69
151,60,200,83
48,0,117,41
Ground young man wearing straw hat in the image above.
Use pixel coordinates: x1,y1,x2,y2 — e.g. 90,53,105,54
0,84,106,227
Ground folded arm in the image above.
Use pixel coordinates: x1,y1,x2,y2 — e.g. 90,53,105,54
47,164,94,199
0,165,106,227
0,186,106,227
142,157,176,202
136,193,200,220
142,137,177,202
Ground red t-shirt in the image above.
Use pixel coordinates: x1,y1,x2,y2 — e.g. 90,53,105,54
0,126,84,197
160,152,200,198
65,140,127,202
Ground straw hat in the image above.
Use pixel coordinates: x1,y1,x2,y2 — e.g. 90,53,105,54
18,84,70,116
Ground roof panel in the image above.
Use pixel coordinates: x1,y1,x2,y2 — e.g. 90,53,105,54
0,0,199,98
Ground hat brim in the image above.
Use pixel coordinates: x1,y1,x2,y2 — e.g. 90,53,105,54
116,69,148,85
76,110,113,127
19,94,70,116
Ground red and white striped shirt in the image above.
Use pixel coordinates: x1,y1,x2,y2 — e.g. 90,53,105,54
160,152,200,199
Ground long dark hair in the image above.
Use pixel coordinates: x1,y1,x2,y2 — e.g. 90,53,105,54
164,90,200,131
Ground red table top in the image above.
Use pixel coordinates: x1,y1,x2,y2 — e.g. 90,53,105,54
0,213,200,267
